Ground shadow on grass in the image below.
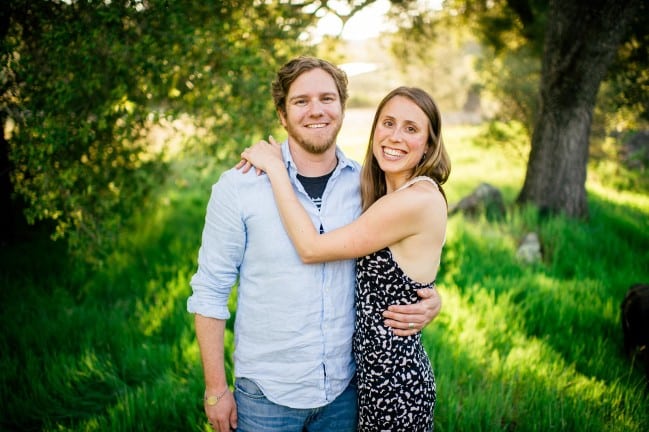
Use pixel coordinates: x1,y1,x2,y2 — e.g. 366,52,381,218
0,159,235,431
438,190,649,429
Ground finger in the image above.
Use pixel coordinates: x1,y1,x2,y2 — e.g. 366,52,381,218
240,161,250,174
385,302,423,314
391,327,419,337
387,316,421,327
230,409,238,430
385,318,420,336
382,308,423,324
269,135,277,145
217,417,231,432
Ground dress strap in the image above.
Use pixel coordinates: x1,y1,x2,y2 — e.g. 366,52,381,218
396,176,438,192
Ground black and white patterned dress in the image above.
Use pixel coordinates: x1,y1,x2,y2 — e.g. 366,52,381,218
353,177,438,432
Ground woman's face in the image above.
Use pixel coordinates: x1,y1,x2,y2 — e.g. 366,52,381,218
372,95,429,177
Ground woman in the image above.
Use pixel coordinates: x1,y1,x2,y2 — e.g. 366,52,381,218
241,86,451,431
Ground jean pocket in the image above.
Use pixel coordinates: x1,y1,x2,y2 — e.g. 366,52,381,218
234,377,266,399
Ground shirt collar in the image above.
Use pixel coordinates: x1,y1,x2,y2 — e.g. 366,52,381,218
281,140,359,176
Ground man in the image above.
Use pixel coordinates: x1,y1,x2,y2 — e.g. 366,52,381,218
187,56,442,432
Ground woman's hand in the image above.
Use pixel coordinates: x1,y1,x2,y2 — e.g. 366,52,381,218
236,136,282,175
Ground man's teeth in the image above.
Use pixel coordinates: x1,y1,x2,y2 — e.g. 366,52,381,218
306,124,326,128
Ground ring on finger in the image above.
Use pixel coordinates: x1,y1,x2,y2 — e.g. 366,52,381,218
408,322,415,330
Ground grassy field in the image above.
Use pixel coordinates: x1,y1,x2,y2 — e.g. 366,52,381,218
1,117,648,431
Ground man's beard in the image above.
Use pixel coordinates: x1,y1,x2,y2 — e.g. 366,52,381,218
287,123,341,155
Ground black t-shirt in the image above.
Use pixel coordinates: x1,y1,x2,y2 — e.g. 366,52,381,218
297,169,335,234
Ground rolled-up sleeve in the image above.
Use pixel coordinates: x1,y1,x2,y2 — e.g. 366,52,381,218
188,172,243,319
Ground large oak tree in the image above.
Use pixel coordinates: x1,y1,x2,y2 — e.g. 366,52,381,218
1,0,315,260
385,0,646,218
518,0,644,217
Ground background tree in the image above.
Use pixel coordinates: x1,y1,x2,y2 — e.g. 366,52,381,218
517,0,644,217
387,0,647,218
1,0,315,262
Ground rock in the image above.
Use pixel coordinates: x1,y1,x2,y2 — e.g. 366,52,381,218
621,283,649,388
517,232,542,263
449,183,506,221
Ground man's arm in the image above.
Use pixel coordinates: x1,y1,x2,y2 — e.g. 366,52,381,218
383,287,442,336
195,314,237,432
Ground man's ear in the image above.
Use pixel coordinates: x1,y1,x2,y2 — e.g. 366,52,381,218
277,109,287,128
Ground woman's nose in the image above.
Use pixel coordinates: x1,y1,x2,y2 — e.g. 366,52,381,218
390,127,404,141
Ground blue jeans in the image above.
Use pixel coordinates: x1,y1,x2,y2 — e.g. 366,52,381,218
233,377,358,432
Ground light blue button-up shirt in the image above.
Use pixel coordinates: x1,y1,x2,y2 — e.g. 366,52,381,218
188,141,361,409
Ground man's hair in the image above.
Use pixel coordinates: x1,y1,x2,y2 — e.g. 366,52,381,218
272,56,348,115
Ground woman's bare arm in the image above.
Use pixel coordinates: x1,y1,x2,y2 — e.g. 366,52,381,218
241,138,440,263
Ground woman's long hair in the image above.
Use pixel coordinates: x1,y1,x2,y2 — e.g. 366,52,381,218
360,86,451,212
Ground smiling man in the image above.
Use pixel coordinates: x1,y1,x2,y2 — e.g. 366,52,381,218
187,56,442,432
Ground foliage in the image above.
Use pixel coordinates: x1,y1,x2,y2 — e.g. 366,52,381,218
473,120,530,164
2,0,315,263
384,0,544,157
384,4,481,113
386,0,648,198
589,134,649,193
474,44,540,132
442,0,547,55
2,126,648,431
604,0,649,123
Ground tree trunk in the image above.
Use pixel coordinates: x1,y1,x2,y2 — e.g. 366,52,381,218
517,0,642,218
1,114,15,244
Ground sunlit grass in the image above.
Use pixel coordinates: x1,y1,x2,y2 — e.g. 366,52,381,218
1,119,648,431
429,210,649,429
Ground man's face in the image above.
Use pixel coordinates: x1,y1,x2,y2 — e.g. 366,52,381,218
279,68,344,155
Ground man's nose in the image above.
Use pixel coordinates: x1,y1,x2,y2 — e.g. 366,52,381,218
309,101,325,116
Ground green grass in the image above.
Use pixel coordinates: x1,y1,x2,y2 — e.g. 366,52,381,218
1,122,648,431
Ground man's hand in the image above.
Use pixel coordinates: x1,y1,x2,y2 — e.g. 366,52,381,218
205,390,237,432
383,287,442,336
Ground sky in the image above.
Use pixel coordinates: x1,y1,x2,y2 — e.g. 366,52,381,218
314,0,443,41
313,0,391,41
314,0,443,76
